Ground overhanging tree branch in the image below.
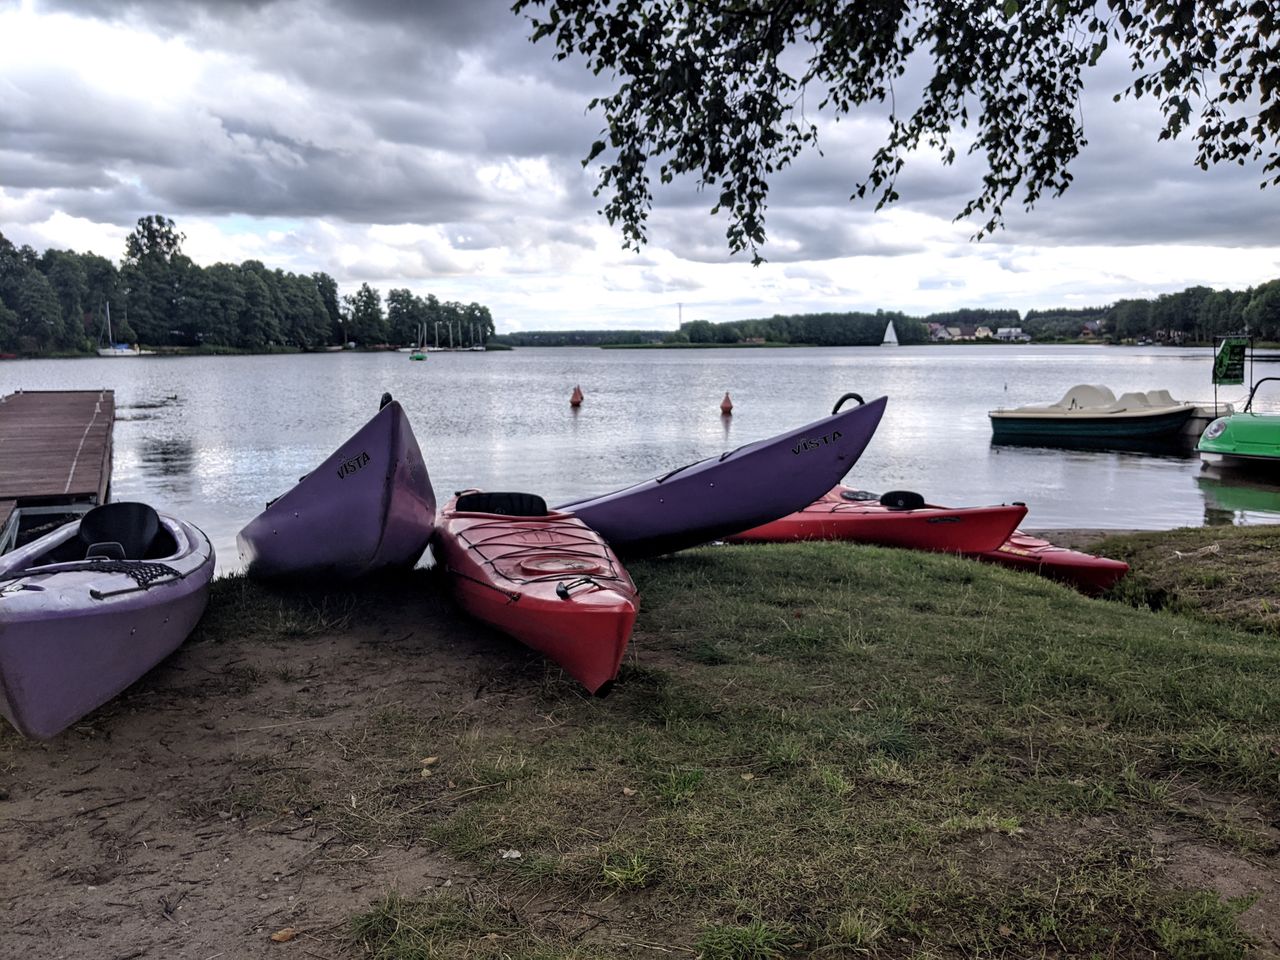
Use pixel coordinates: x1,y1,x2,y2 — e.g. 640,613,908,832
513,0,1279,262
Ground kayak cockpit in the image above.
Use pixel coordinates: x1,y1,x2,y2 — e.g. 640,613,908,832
454,490,549,516
7,502,180,570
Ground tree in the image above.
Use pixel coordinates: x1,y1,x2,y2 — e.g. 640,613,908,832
463,302,495,345
312,272,343,344
0,300,17,351
14,270,62,352
278,271,331,348
345,283,387,344
124,215,185,264
515,0,1280,260
39,250,89,348
682,319,716,343
1244,281,1280,341
386,288,425,346
122,216,189,345
236,267,279,348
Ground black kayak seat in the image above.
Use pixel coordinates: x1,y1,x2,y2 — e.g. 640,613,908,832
79,502,161,560
456,491,548,517
879,490,926,511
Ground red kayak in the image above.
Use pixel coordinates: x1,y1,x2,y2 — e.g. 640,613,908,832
973,531,1129,595
726,486,1027,554
434,491,638,694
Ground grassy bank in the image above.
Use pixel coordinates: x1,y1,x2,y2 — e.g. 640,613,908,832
1100,524,1280,636
187,535,1280,958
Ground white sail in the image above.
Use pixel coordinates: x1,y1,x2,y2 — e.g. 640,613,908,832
881,320,899,346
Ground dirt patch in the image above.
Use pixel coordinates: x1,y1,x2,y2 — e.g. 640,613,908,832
0,588,564,959
1024,528,1143,552
1155,828,1280,953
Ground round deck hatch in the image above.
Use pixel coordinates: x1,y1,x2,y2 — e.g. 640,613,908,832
520,556,603,575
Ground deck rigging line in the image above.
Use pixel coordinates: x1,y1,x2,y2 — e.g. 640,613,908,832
63,392,107,494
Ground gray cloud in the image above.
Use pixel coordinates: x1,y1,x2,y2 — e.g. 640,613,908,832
3,0,1277,312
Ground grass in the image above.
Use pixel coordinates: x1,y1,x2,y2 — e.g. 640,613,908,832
191,571,413,645
201,540,1278,958
1099,524,1280,635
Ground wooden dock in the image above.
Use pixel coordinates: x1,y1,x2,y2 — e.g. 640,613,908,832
0,390,115,549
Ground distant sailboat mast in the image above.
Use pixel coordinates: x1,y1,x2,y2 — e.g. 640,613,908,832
97,301,140,357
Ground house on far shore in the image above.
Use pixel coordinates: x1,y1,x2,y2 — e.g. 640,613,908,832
930,323,999,342
995,326,1032,342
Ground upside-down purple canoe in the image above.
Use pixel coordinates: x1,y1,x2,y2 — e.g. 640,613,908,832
0,502,215,739
238,396,436,579
558,394,889,557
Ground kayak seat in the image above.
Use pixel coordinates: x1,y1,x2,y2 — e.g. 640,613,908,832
79,502,161,560
879,490,926,510
456,491,549,517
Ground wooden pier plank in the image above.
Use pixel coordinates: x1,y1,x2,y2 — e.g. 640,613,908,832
0,390,115,505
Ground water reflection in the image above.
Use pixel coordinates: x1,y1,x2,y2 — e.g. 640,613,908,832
990,435,1198,459
1196,468,1280,525
139,436,196,494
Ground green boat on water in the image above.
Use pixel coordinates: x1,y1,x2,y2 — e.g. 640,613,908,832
1198,377,1280,469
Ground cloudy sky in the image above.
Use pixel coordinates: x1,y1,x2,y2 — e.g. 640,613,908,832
1,0,1277,331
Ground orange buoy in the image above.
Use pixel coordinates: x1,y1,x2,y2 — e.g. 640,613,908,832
570,385,584,407
720,391,733,415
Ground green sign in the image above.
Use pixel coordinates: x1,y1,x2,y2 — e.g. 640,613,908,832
1213,337,1248,385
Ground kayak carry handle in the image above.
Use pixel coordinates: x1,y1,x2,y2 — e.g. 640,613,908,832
831,393,864,414
556,576,598,600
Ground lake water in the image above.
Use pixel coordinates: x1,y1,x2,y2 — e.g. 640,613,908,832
4,344,1279,572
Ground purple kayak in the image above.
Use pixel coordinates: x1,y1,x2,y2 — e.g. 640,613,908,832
559,394,889,557
0,502,214,739
238,396,435,579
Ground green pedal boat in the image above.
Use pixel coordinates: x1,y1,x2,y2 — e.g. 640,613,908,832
1199,377,1280,469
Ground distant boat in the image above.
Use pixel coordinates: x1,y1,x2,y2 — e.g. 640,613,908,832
96,302,149,357
410,321,427,361
881,320,898,347
989,385,1199,443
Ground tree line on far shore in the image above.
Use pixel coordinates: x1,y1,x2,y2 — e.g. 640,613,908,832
495,279,1280,347
0,216,494,355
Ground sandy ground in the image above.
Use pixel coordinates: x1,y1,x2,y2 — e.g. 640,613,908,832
0,591,537,960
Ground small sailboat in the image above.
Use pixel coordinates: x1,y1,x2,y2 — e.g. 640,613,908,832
96,302,144,357
881,320,898,346
408,321,428,360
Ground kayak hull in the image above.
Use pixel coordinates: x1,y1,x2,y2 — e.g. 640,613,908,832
727,485,1026,553
238,400,435,579
559,397,888,557
0,513,214,739
974,531,1129,595
434,496,638,693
